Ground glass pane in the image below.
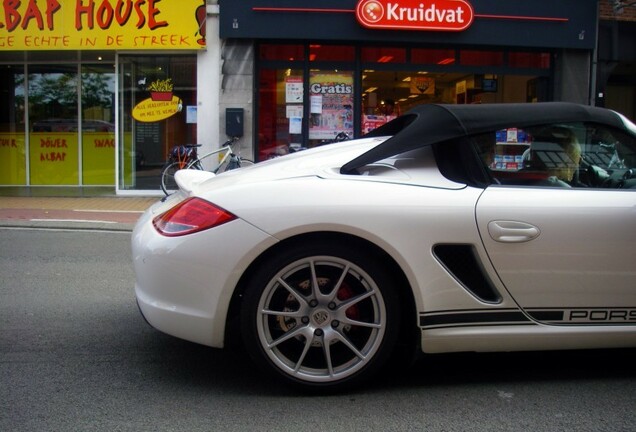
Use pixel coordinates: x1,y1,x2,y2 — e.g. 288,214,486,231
310,45,355,62
257,68,304,160
361,47,406,63
509,52,551,69
460,50,504,67
82,64,116,185
29,65,79,185
259,44,304,61
118,55,197,191
0,66,26,185
411,48,456,65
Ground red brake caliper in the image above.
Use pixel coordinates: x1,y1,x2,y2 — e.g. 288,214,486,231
337,284,360,321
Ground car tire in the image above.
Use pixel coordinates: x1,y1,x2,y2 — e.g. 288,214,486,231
241,239,400,391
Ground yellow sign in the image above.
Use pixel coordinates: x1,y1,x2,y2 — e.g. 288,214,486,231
0,133,26,185
132,95,182,122
0,0,206,51
29,132,79,185
83,132,115,185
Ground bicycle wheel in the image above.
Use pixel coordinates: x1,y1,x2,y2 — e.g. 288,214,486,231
221,155,254,172
191,148,227,172
160,161,181,195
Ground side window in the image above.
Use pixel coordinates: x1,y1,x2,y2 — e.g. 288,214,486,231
579,124,636,188
473,122,636,189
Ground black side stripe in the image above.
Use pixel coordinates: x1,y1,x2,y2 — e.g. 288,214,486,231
420,310,531,329
526,310,565,321
420,307,636,329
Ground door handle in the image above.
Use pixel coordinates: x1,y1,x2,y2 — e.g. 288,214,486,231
488,221,540,243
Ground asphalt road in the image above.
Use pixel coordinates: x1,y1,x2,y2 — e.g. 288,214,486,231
1,228,635,431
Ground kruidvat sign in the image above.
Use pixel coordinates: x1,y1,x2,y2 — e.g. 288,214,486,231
356,0,474,31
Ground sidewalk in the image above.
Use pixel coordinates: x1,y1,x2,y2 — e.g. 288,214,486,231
0,196,160,232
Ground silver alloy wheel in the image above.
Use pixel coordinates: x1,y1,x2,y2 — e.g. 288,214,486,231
255,255,386,383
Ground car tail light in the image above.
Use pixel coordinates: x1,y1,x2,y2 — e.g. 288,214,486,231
153,197,237,237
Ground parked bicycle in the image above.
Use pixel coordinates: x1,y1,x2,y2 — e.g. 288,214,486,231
160,136,254,195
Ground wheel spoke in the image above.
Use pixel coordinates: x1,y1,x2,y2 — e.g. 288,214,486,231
277,277,308,307
330,329,366,360
341,316,382,329
266,324,308,349
337,289,376,310
309,259,320,300
321,337,335,377
261,308,302,318
325,263,350,301
293,335,314,373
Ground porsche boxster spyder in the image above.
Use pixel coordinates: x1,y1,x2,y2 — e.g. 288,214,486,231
132,102,636,390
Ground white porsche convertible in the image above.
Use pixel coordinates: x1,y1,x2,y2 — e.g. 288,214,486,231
132,102,636,390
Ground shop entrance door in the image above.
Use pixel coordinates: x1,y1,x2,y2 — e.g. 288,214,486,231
118,55,197,192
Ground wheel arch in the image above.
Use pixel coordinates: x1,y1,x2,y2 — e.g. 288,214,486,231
224,231,420,357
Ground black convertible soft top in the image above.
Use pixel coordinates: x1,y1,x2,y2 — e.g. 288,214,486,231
341,102,624,174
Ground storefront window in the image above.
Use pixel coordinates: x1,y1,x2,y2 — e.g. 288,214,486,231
118,55,197,192
361,47,406,64
81,65,115,185
460,50,505,67
509,52,551,69
257,68,305,159
310,45,355,61
0,66,26,185
256,43,553,156
29,65,79,186
411,48,456,65
259,44,305,61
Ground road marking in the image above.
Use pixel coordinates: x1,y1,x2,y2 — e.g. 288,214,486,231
30,219,118,224
0,226,130,234
73,209,145,214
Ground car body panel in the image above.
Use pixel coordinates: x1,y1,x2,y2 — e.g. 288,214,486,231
476,186,636,315
133,206,278,346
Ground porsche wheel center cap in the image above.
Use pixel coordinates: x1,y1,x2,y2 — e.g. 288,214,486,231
312,310,330,326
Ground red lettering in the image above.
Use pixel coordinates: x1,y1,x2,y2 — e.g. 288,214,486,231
95,139,115,148
40,138,68,148
21,0,44,30
40,152,66,162
134,0,145,28
114,0,133,26
4,0,21,32
3,0,60,31
0,138,17,147
74,0,166,30
45,0,61,30
147,0,167,30
96,0,115,28
75,0,95,30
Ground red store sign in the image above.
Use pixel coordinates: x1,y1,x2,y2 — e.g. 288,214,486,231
356,0,474,31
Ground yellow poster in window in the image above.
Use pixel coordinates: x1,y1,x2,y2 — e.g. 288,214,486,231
83,132,115,185
0,133,27,185
30,132,79,185
0,0,206,51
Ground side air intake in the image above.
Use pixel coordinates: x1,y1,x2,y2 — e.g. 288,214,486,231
433,244,501,303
